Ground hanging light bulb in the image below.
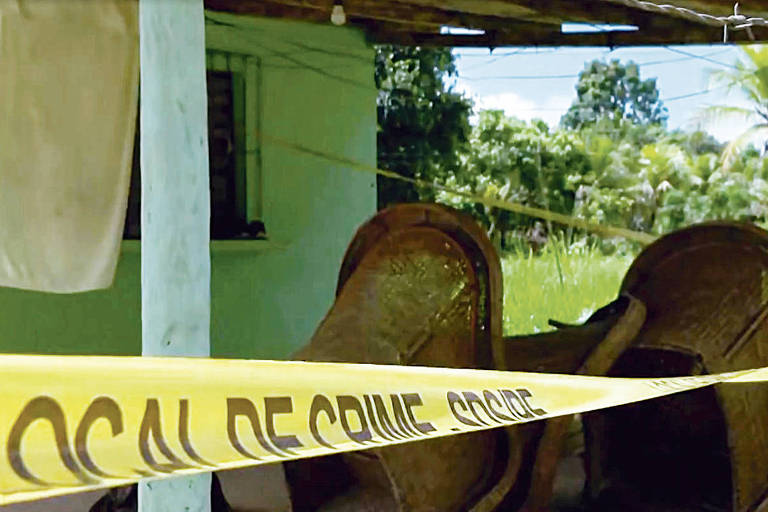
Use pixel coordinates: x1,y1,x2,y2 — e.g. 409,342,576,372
330,1,346,26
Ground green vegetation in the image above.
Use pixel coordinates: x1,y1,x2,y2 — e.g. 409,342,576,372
561,59,668,129
373,47,768,336
701,45,768,165
375,45,472,208
439,111,768,254
375,46,768,254
501,241,633,335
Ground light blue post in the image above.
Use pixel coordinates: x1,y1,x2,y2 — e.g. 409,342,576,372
138,0,211,511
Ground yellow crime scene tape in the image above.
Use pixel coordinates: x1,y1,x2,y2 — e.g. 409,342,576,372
255,132,659,245
2,355,768,505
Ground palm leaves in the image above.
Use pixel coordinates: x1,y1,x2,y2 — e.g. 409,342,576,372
699,45,768,166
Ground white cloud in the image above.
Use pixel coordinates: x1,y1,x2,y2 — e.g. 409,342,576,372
476,92,571,126
455,79,571,127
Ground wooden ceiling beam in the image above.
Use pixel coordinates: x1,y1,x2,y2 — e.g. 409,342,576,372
206,0,563,32
368,0,536,19
389,0,695,28
597,0,768,18
205,0,431,32
348,0,558,29
221,0,733,35
205,0,768,47
205,0,331,23
371,21,766,46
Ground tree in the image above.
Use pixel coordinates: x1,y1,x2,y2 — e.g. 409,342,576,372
375,45,472,208
561,59,668,129
699,45,768,165
436,110,591,249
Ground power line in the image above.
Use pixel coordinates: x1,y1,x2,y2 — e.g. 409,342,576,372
455,48,561,58
662,85,728,102
459,50,736,81
663,46,738,69
471,86,724,112
632,48,732,67
462,73,579,81
663,89,712,102
205,13,372,63
205,15,376,92
462,48,525,71
460,47,712,72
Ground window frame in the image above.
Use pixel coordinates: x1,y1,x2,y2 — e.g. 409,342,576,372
205,50,262,225
122,50,264,242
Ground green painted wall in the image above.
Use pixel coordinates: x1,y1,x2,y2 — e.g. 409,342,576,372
0,13,376,360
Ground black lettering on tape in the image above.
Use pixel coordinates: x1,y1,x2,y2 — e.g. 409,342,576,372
372,394,404,440
363,395,392,441
178,399,214,466
462,391,496,425
500,389,533,419
226,398,281,459
138,399,193,473
308,394,337,448
7,396,96,485
264,397,303,454
483,390,514,422
401,393,436,435
447,392,481,427
390,394,417,437
337,396,373,445
516,388,547,417
75,397,124,478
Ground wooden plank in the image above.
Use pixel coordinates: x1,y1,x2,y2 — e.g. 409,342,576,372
597,0,768,18
229,54,248,219
207,0,559,29
205,0,331,23
208,51,229,72
370,21,761,46
204,0,768,46
138,0,211,510
212,0,704,28
244,56,261,222
389,0,687,28
498,0,695,27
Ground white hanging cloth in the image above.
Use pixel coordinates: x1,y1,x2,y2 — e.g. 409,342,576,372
0,0,138,292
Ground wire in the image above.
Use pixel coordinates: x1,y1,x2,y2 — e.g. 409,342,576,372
662,84,728,102
459,50,736,82
605,0,768,30
663,46,738,69
457,43,726,73
462,48,525,71
632,48,732,67
663,89,712,101
256,130,657,245
455,48,561,58
205,13,372,63
205,15,376,92
462,73,580,81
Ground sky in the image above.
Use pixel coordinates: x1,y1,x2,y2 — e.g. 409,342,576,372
450,44,753,142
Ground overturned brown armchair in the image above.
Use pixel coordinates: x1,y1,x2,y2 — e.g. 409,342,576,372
286,204,768,512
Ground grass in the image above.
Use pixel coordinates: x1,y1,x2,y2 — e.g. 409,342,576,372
501,241,635,336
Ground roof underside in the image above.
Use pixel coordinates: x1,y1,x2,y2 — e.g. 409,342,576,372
205,0,768,47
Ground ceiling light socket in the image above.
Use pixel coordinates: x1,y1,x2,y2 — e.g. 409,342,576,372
330,2,346,26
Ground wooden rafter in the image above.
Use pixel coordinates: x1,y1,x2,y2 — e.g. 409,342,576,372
370,23,757,47
205,0,331,23
204,0,768,46
205,0,553,30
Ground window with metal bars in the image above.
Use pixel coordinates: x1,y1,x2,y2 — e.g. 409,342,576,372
123,51,263,240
